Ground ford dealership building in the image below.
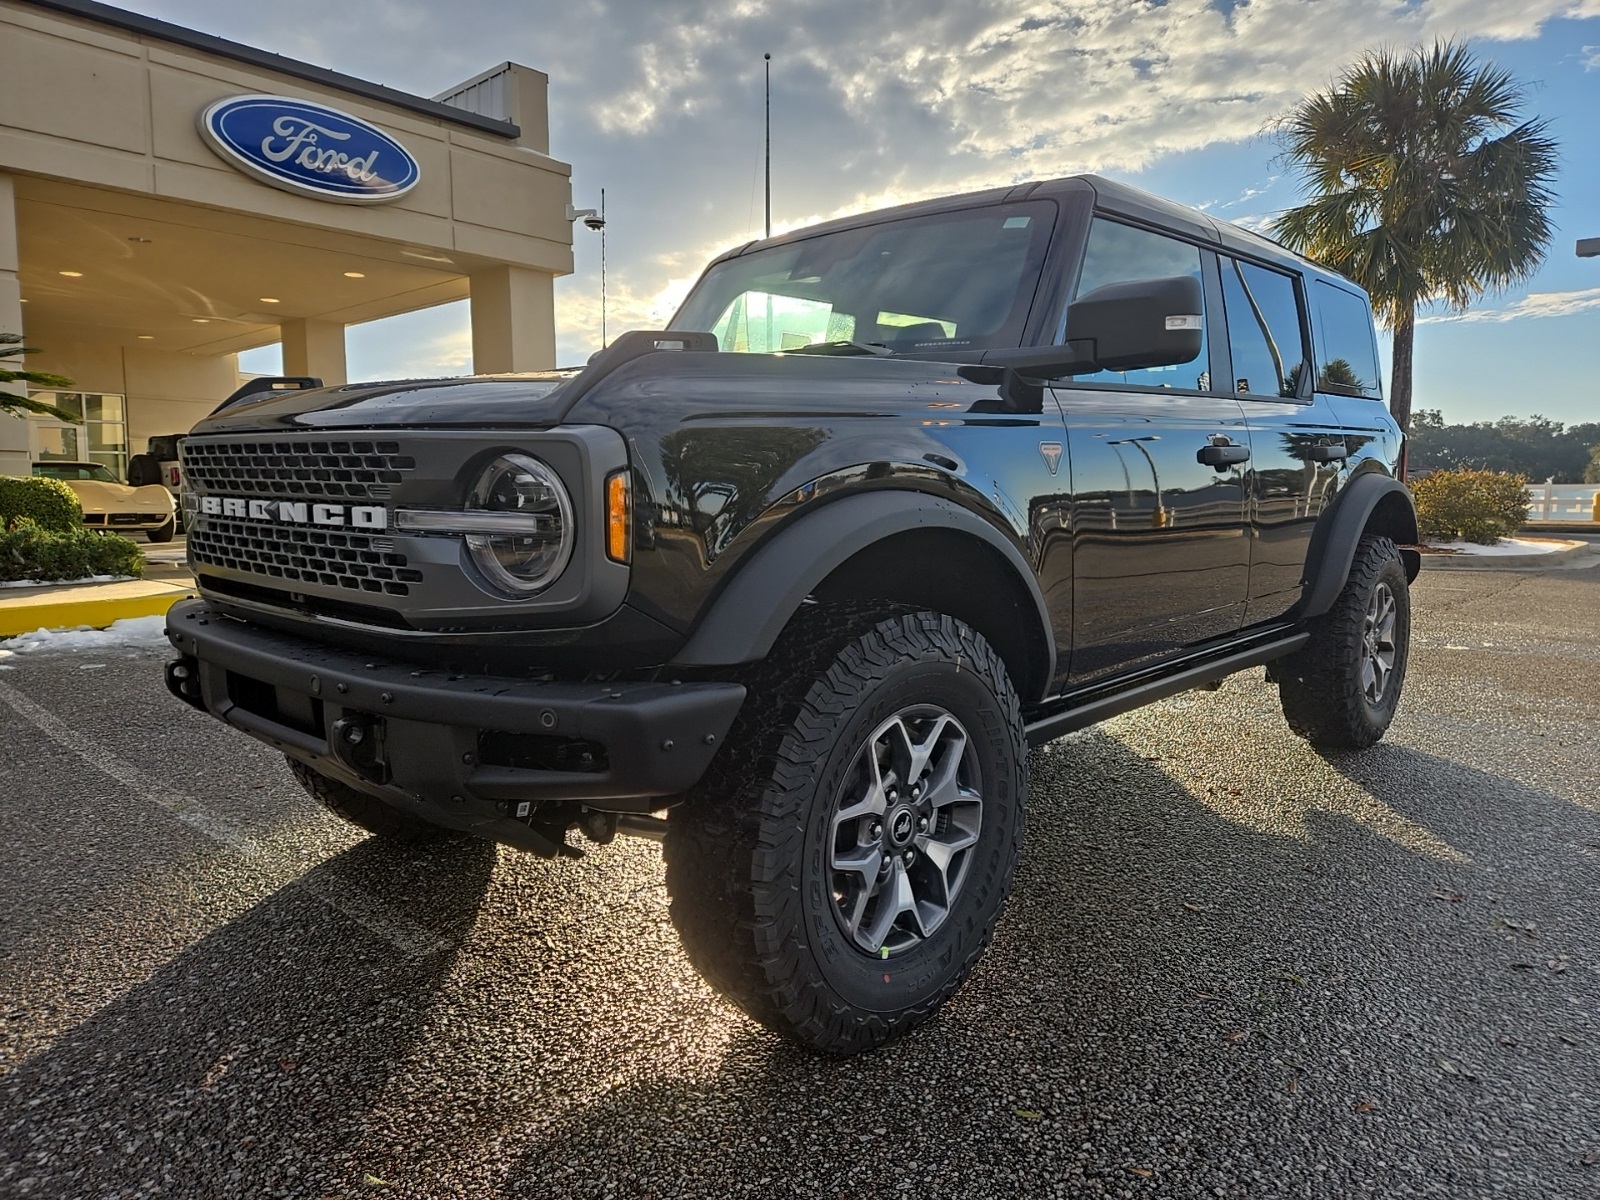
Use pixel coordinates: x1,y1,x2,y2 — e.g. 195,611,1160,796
0,0,576,477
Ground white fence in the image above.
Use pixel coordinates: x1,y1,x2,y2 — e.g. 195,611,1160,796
1526,483,1599,523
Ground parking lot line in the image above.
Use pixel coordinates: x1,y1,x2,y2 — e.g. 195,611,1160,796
0,675,452,960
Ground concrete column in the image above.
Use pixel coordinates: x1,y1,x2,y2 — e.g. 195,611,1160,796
470,266,556,374
0,173,31,476
280,318,347,387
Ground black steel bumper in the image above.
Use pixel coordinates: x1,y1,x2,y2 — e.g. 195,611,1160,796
165,599,744,851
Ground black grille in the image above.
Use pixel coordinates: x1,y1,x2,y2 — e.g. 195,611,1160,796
189,517,424,596
181,438,416,501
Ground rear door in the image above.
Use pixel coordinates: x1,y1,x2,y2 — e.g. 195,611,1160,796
1050,218,1252,684
1214,256,1350,626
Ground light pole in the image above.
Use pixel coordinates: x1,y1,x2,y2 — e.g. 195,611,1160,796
1107,436,1166,527
764,53,772,239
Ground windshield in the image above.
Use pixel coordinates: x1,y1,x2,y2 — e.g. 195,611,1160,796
32,461,118,483
671,200,1057,355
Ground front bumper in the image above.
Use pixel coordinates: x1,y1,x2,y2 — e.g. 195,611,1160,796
165,599,744,852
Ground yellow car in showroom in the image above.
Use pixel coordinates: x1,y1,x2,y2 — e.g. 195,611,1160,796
31,460,177,542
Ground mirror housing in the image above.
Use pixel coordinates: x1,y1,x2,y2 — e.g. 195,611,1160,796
980,274,1205,378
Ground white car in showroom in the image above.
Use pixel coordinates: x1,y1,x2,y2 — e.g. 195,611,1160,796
30,460,177,542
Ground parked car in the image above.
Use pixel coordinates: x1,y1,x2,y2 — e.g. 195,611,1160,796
31,460,176,541
164,174,1418,1055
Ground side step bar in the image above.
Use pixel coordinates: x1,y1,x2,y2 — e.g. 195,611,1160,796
1023,632,1308,747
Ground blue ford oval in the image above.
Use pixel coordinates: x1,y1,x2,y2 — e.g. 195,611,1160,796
199,94,421,204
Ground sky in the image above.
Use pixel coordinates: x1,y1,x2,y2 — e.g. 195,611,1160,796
123,0,1600,426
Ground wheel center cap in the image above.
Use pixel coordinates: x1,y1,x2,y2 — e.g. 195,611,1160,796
887,805,917,848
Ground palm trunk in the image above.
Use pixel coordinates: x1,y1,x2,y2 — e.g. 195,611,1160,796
1389,308,1415,434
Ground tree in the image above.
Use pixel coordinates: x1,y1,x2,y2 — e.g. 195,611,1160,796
0,333,76,421
1271,41,1558,433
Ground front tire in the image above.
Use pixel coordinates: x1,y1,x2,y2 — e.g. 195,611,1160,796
286,757,461,845
665,608,1027,1055
1277,535,1410,749
146,518,176,543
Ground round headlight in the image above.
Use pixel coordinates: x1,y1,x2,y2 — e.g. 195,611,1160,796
464,454,574,594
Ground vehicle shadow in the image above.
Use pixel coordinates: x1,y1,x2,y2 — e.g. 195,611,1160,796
0,835,497,1199
490,731,1600,1200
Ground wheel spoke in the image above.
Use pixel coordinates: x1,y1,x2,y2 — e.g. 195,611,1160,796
832,843,883,883
861,859,921,952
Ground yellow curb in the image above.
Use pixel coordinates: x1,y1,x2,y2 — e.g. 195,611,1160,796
0,580,194,638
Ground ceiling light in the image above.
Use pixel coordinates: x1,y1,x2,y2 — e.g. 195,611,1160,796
259,297,280,304
192,318,211,324
128,236,152,244
17,298,26,304
343,271,366,279
137,334,155,340
58,270,83,278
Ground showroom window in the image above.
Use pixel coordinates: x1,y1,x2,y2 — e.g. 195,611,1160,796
27,391,129,480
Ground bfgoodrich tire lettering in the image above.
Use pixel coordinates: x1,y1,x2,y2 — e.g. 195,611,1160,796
1278,534,1411,749
664,607,1027,1055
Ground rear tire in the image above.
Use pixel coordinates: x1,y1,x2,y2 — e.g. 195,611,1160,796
665,607,1027,1055
1277,535,1410,749
286,757,461,845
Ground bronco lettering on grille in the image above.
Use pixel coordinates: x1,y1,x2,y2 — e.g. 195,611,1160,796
199,496,387,529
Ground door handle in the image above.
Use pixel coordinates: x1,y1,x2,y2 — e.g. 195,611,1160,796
1307,442,1349,462
1197,437,1250,467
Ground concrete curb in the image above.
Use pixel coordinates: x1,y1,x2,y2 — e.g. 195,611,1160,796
1420,540,1600,571
0,579,193,638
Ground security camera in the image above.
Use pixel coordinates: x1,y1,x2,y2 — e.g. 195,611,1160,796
566,204,604,232
583,214,606,232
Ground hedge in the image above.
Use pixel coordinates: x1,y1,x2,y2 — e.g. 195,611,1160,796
0,518,144,583
0,475,82,533
1412,468,1531,544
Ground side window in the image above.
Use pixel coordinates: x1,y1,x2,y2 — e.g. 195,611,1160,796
1219,258,1307,399
1070,219,1210,391
1313,283,1383,398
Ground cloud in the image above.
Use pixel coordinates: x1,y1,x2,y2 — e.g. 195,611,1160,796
1584,44,1600,68
1417,288,1600,325
120,0,1599,366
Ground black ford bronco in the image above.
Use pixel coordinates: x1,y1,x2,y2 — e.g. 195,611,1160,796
165,175,1419,1054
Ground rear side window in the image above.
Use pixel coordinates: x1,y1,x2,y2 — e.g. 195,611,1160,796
1070,218,1210,391
1219,258,1307,399
1313,282,1383,398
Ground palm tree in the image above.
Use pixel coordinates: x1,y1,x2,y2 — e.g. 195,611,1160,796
0,333,76,420
1271,41,1558,433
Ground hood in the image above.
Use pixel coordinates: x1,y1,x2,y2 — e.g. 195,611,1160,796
65,480,175,512
191,372,579,434
189,352,1002,437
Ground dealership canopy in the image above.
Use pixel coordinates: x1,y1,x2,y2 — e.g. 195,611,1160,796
0,0,576,477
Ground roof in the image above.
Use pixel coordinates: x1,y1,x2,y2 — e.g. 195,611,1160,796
22,0,521,139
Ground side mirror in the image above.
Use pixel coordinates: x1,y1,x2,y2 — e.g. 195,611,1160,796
978,275,1205,379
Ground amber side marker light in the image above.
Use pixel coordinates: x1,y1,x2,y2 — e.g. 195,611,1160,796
606,471,631,563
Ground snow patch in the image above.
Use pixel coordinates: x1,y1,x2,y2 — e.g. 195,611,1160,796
1427,538,1581,557
0,574,136,590
0,616,170,656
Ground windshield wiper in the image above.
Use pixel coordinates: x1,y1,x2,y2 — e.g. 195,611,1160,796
779,340,892,357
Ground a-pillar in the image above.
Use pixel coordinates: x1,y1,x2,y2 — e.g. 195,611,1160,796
470,266,556,374
280,318,347,386
0,174,30,476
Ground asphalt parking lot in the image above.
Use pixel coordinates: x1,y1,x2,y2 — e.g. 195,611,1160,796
1,559,1596,1200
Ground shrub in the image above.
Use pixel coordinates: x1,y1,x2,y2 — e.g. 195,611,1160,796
0,518,144,583
0,475,82,533
1412,468,1531,544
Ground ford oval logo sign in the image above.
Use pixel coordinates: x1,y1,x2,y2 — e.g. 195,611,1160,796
198,94,421,204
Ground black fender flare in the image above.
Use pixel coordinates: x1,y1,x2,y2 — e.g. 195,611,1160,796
669,489,1057,687
1297,472,1420,619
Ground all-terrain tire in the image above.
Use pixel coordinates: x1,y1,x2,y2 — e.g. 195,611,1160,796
286,756,461,845
1277,535,1410,749
664,606,1028,1055
126,454,161,487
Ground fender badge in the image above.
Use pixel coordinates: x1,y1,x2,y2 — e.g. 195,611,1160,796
1039,442,1063,476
